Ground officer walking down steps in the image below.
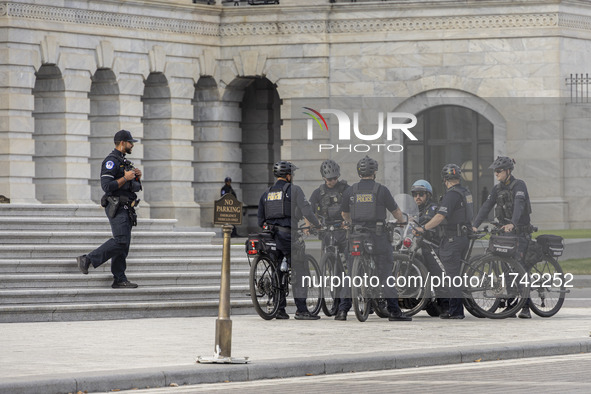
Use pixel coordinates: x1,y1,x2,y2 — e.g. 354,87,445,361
76,130,142,289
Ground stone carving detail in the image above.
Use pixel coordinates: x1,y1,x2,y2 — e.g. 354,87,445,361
559,13,591,30
1,2,219,36
0,3,578,36
328,14,558,33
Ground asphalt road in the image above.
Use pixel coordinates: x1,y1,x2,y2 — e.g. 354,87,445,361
111,353,591,393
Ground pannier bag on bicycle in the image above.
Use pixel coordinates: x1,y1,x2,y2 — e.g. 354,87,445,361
535,234,564,258
245,233,276,255
524,239,544,267
487,234,519,258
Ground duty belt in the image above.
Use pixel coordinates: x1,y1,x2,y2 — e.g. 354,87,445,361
444,224,469,236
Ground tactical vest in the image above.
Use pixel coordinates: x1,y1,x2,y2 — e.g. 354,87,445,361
349,183,383,223
264,183,291,220
447,185,474,225
494,179,532,224
317,181,348,222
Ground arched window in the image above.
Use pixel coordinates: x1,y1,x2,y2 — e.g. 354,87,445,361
404,105,494,207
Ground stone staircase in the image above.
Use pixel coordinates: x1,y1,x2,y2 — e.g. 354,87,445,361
0,204,253,323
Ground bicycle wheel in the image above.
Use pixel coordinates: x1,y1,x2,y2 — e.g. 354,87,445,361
372,298,390,318
462,255,487,318
320,252,340,316
303,254,322,315
528,257,566,317
464,254,529,319
351,255,371,322
391,253,430,317
249,256,280,320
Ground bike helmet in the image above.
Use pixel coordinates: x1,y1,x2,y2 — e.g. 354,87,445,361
273,161,298,178
411,179,433,195
357,155,378,177
441,163,461,180
320,159,340,179
489,156,515,171
224,177,232,183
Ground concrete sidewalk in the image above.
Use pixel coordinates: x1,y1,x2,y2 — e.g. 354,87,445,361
1,302,591,394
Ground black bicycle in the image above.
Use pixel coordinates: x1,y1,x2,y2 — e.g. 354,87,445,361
318,222,347,317
246,227,322,320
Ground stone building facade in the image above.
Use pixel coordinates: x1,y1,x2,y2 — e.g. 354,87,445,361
1,0,590,230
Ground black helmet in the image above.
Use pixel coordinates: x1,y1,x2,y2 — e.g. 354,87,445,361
273,161,298,178
224,177,232,183
357,155,378,177
320,159,340,179
441,163,461,180
489,156,515,171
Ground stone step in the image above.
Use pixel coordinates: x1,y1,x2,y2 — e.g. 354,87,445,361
0,299,255,323
0,272,250,289
0,244,244,259
0,285,250,304
0,256,250,273
0,231,215,245
0,204,106,217
0,216,177,231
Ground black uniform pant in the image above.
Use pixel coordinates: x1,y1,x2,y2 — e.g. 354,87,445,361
438,235,469,317
274,229,309,313
338,232,402,314
87,206,132,283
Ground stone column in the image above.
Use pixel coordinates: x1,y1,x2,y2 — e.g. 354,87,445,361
0,54,38,203
33,66,92,204
193,83,243,228
142,74,199,227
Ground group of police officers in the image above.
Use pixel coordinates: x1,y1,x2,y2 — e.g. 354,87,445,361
257,154,533,321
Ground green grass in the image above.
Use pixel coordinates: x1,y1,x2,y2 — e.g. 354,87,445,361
559,258,591,275
533,229,591,239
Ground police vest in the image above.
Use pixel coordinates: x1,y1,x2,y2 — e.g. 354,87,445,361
349,183,384,223
494,179,532,224
264,183,291,220
317,181,348,222
447,185,474,225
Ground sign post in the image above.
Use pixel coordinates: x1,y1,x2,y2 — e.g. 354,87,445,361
198,193,248,364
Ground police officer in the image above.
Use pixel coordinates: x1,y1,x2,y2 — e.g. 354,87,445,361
472,156,533,319
76,130,142,288
220,177,236,197
257,160,321,320
309,159,349,248
416,164,473,319
336,155,411,322
411,179,447,315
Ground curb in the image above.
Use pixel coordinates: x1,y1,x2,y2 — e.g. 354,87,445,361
1,339,590,394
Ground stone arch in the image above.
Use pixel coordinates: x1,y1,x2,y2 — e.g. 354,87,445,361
88,68,120,203
392,89,507,204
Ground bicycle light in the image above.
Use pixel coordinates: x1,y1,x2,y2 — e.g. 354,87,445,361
247,240,259,255
403,237,413,248
351,240,361,256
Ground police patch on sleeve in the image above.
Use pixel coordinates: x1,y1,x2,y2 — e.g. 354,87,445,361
105,161,114,170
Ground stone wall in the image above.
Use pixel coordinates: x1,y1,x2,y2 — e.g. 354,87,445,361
1,0,591,229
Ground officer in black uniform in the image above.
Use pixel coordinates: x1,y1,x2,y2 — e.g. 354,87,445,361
76,130,142,288
472,156,533,318
220,177,236,197
309,159,349,249
336,156,411,322
411,179,447,315
257,160,321,320
416,164,473,319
